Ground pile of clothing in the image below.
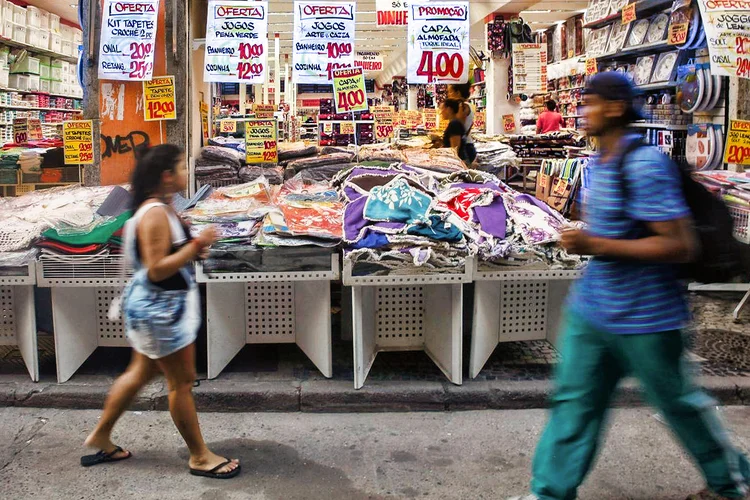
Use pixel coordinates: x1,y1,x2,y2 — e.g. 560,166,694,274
508,132,586,159
473,141,521,177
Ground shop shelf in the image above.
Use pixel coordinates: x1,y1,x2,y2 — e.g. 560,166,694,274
0,262,38,380
637,81,678,91
629,122,689,130
596,40,675,62
584,0,673,29
0,35,78,64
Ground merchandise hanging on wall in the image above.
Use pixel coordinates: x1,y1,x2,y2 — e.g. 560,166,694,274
99,0,160,81
292,1,356,83
407,1,470,84
697,0,750,79
203,1,269,83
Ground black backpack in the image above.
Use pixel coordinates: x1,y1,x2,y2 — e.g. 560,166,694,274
618,142,747,284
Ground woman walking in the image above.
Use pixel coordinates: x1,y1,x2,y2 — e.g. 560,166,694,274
81,144,240,479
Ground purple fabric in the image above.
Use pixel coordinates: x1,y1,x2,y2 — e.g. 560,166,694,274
474,197,507,238
515,193,556,218
343,195,405,243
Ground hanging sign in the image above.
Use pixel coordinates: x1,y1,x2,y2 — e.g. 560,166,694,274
340,122,356,135
724,120,750,165
200,101,210,141
143,76,176,121
293,2,356,84
220,119,237,133
99,0,159,81
245,119,278,164
512,43,548,94
586,57,598,76
474,110,486,131
376,0,408,26
503,114,516,133
63,120,94,165
423,108,437,130
621,3,636,25
253,104,276,118
332,67,369,114
355,51,384,74
407,1,470,84
697,0,750,79
203,1,268,83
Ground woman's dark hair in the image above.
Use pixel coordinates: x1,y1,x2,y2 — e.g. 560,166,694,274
546,100,557,111
449,84,471,99
130,144,184,209
443,98,461,114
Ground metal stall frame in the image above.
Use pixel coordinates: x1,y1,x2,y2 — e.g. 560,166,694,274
195,253,340,380
343,258,472,389
470,261,582,379
0,263,38,381
36,256,130,383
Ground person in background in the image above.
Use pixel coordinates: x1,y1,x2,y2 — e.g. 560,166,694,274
509,72,749,500
536,100,564,134
81,145,241,480
447,83,477,164
440,98,468,165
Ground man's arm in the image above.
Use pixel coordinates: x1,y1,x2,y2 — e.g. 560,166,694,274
562,217,698,263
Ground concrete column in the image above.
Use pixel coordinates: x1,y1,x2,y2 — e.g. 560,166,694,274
165,0,189,149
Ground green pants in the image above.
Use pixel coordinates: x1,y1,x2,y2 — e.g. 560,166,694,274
531,311,750,500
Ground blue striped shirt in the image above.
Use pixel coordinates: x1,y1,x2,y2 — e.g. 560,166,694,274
568,134,691,334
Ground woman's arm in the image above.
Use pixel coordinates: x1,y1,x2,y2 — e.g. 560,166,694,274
449,134,462,154
138,208,215,283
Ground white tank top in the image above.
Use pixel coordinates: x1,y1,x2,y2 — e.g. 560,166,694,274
463,102,475,144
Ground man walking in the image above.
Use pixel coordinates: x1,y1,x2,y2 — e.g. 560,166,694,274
511,72,750,500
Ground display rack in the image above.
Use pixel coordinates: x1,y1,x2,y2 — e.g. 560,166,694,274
36,256,130,383
195,253,340,379
0,263,38,380
343,258,471,389
469,261,582,379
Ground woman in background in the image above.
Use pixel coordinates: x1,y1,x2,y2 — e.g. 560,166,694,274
441,99,468,165
81,145,240,480
447,83,477,165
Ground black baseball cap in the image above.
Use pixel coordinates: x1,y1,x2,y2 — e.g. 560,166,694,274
583,72,643,123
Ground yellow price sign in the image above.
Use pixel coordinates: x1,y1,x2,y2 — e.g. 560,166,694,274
63,120,94,165
143,76,176,121
423,108,437,130
621,3,636,25
322,122,333,134
340,122,356,135
586,58,598,76
724,120,750,166
332,67,369,114
245,119,278,164
373,105,394,122
220,120,237,133
503,114,516,133
253,104,275,119
474,110,486,131
200,101,209,141
407,110,422,128
668,22,689,45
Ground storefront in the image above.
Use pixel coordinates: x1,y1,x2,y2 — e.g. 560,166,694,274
0,0,748,386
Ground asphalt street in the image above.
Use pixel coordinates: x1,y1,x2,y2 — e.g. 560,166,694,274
2,406,750,499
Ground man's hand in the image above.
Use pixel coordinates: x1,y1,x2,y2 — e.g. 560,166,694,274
561,229,597,256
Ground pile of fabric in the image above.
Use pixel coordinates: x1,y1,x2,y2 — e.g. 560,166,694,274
184,174,342,273
335,162,469,275
194,145,244,184
508,132,586,159
473,141,521,176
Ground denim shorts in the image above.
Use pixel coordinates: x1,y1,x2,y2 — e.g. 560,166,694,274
122,269,200,360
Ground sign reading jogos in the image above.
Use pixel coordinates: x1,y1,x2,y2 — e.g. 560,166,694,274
204,1,268,83
407,1,470,84
697,0,750,79
99,0,160,81
293,2,356,83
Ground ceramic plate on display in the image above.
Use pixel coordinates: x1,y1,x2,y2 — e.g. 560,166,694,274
677,65,701,112
701,123,717,171
646,13,670,44
634,55,656,86
686,124,712,170
607,20,631,54
681,7,700,49
651,51,679,83
627,19,650,47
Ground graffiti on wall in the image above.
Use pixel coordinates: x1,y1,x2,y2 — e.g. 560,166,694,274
101,131,151,158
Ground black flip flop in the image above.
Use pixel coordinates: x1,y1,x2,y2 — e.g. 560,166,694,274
189,459,241,479
80,446,132,467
